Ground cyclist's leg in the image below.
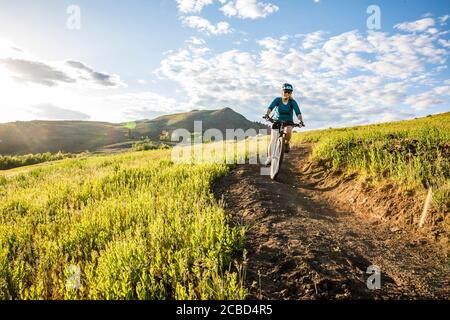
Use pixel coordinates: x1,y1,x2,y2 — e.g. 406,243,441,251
268,128,278,154
285,126,293,143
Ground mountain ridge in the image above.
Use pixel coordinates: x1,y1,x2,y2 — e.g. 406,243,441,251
0,108,266,155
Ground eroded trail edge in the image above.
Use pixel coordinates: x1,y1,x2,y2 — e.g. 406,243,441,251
213,143,449,299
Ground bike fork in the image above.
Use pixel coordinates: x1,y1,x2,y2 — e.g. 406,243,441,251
269,129,280,158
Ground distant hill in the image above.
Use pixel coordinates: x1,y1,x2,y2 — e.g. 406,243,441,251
134,107,266,139
0,108,266,155
0,120,127,155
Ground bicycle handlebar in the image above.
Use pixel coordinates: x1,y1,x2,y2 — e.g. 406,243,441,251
263,116,305,128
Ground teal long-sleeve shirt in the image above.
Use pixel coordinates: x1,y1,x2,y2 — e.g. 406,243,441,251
268,97,302,122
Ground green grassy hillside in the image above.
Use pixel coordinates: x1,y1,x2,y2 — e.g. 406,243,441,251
1,111,448,300
292,112,450,212
0,149,246,299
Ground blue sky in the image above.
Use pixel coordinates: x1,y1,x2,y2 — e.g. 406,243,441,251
0,0,449,128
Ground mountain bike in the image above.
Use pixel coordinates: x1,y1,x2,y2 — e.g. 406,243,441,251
264,117,304,180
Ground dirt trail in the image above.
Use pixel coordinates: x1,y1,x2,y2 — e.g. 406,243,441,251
213,143,449,299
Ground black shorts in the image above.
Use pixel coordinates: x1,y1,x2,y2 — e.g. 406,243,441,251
272,121,294,130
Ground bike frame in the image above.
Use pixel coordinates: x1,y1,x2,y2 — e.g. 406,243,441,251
266,118,300,180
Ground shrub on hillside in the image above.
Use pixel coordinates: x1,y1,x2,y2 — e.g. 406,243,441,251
132,139,158,151
0,151,75,170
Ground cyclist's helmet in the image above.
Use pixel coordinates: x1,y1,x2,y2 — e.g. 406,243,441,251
282,83,293,92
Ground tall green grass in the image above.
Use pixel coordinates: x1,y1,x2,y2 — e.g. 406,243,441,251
292,113,450,212
0,150,246,300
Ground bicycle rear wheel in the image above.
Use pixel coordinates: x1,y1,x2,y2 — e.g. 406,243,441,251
270,136,285,180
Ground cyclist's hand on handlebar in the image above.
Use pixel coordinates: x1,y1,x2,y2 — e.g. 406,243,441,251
299,121,305,127
263,114,270,120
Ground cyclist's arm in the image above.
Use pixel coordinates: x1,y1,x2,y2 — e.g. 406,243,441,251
292,100,304,124
265,98,280,117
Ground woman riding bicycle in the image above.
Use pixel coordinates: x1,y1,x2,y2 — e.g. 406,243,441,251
263,83,304,165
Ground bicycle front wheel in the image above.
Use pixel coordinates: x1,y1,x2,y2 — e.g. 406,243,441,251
270,136,285,180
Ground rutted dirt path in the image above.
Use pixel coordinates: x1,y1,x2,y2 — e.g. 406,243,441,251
213,143,449,299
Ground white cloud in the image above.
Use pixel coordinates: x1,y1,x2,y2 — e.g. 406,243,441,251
404,86,450,110
438,15,449,24
176,0,278,39
301,31,326,49
323,30,371,56
31,103,91,120
438,39,450,48
2,16,449,127
102,92,187,120
0,39,134,123
219,0,279,19
176,0,278,21
176,0,214,13
0,58,76,87
0,37,30,60
0,58,126,89
185,36,206,45
379,110,415,123
257,37,286,50
180,15,232,35
394,18,435,32
0,39,195,124
156,17,450,128
0,40,126,89
66,60,125,87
